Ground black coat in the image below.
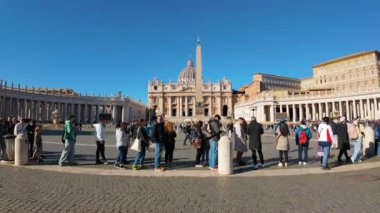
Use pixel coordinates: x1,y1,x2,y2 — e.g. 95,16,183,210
247,120,264,150
337,122,350,150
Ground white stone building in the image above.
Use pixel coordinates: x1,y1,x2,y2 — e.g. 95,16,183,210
234,50,380,123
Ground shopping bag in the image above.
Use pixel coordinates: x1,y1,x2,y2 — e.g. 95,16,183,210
131,138,141,152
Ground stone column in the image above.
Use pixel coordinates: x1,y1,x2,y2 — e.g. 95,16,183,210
326,102,330,118
168,97,172,117
346,101,350,121
112,105,117,122
306,104,310,120
76,104,80,122
89,105,93,123
292,104,296,122
96,105,100,121
332,101,336,115
312,103,316,121
353,100,357,119
375,98,379,120
299,104,303,121
185,96,188,117
64,102,68,120
279,104,283,113
339,101,343,117
176,97,180,117
318,102,322,120
359,99,364,119
84,104,88,123
209,97,213,116
366,98,370,119
286,104,290,120
179,97,183,117
269,104,274,123
121,106,126,122
370,99,375,119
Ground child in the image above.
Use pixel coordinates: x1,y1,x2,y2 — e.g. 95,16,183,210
32,125,43,162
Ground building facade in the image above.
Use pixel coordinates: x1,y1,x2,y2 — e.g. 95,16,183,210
234,50,380,123
0,81,146,123
148,40,233,123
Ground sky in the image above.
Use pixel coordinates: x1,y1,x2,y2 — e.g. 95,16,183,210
0,0,379,103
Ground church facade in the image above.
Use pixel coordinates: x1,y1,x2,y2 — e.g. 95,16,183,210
147,40,233,123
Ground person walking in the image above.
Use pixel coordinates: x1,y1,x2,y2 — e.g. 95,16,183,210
164,121,176,166
151,115,166,172
0,118,8,160
201,122,211,166
336,117,350,164
59,115,77,166
32,125,43,162
295,120,312,166
194,121,205,167
208,114,222,171
93,119,108,164
275,118,290,167
330,118,339,149
318,117,334,170
132,119,150,170
349,119,365,163
233,118,248,167
115,122,128,168
247,116,265,169
183,123,192,146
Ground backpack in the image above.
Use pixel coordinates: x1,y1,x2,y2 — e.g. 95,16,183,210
279,123,289,136
299,129,308,145
347,123,358,140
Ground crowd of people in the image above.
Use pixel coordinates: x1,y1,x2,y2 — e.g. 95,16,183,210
1,113,380,173
0,116,45,162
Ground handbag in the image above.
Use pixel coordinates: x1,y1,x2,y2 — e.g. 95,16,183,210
131,137,141,152
192,137,202,149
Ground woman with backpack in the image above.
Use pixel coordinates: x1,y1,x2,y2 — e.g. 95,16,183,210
318,117,334,170
275,118,290,167
349,119,365,164
194,121,205,167
295,120,312,166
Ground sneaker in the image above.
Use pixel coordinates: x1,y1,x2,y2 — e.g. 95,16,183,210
118,164,125,169
139,165,148,170
251,164,257,169
131,165,138,170
284,163,288,167
257,163,263,168
322,166,331,170
299,161,303,165
155,168,162,172
195,164,203,168
208,167,218,171
160,167,166,171
114,164,120,168
303,162,307,166
103,161,109,165
95,161,103,165
277,162,283,167
358,160,362,163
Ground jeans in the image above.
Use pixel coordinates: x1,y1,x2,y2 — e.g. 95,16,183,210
298,144,309,163
154,143,163,168
133,142,146,166
96,141,107,162
59,139,76,165
116,146,126,165
376,139,380,156
351,139,362,162
321,145,331,167
209,140,218,168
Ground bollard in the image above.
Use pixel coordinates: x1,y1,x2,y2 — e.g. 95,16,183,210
2,135,16,162
218,135,233,175
15,134,28,166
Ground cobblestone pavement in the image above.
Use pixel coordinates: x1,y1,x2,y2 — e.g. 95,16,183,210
37,127,378,172
0,165,379,212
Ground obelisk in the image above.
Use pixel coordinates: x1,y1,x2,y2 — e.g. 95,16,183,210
195,37,204,118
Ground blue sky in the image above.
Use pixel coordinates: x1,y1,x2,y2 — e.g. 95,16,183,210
0,0,379,103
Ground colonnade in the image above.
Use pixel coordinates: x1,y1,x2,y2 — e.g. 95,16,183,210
241,94,380,123
0,83,146,123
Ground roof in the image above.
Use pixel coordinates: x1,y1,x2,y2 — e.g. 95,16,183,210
313,50,379,68
255,73,301,81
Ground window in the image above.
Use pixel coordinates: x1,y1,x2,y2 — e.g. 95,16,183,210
154,85,157,90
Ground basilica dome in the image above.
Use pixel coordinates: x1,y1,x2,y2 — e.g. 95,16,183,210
178,59,196,84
